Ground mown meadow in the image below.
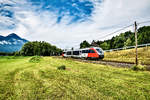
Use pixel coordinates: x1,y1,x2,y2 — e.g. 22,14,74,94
0,56,150,100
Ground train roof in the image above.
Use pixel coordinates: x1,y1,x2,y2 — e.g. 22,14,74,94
80,47,102,50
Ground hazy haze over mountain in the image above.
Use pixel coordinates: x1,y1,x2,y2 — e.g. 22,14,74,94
0,33,28,52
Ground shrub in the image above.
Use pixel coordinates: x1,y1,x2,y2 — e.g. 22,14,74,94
131,64,146,71
14,52,21,56
57,65,66,70
29,56,42,63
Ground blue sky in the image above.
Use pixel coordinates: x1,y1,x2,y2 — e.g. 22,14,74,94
28,0,96,23
0,0,150,49
0,3,15,29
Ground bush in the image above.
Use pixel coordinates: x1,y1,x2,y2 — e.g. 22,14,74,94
14,52,21,56
57,65,66,70
131,64,146,71
29,56,42,63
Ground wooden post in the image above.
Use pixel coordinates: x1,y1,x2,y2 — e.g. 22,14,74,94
134,21,138,65
146,44,148,50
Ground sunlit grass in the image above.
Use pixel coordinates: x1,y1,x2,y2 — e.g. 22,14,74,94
104,46,150,64
0,56,150,99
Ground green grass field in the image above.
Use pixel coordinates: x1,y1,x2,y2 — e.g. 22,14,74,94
104,46,150,65
0,56,150,100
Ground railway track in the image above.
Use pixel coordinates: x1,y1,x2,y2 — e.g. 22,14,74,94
76,59,134,68
55,57,150,71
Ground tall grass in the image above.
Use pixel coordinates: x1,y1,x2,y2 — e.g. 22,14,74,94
104,46,150,64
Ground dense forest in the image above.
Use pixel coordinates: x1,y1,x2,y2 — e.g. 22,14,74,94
80,26,150,50
20,41,62,56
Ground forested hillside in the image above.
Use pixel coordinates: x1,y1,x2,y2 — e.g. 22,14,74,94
80,26,150,50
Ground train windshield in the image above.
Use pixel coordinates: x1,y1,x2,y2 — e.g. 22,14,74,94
96,49,102,53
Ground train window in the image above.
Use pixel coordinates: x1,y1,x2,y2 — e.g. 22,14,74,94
67,51,71,55
73,51,79,55
82,50,85,53
89,50,95,53
82,50,89,53
96,49,102,53
82,50,86,53
63,52,66,54
86,50,89,53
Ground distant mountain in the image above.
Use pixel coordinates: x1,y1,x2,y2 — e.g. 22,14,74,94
0,33,28,52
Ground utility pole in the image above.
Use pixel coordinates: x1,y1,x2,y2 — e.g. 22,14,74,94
134,21,138,65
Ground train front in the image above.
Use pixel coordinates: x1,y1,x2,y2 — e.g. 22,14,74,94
95,48,104,59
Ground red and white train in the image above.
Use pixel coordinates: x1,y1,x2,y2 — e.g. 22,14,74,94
62,47,104,59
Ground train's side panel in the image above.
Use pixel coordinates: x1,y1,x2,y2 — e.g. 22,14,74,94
62,47,104,59
72,50,81,58
94,47,104,59
87,53,99,58
62,52,66,57
64,50,81,58
87,48,99,58
80,49,88,58
80,53,88,58
65,51,72,57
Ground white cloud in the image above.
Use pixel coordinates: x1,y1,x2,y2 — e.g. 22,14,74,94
0,0,150,49
93,0,150,26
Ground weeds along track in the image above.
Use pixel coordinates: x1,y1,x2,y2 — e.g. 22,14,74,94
55,57,150,71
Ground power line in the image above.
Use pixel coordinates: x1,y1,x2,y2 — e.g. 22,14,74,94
95,20,150,40
138,20,150,25
95,24,134,40
70,20,150,48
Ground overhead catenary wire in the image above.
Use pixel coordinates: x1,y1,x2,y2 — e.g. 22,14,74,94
68,20,150,48
95,24,134,40
138,20,150,25
95,20,150,40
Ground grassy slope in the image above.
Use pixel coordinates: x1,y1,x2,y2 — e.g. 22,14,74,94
0,56,150,100
104,46,150,64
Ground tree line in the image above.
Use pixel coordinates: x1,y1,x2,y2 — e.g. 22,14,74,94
0,52,16,56
80,26,150,50
20,41,62,56
0,41,62,56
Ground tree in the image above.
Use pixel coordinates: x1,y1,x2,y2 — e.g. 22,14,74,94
91,40,99,47
80,40,90,48
114,34,126,48
20,41,62,56
138,26,150,44
138,31,150,44
124,38,132,47
100,42,110,50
